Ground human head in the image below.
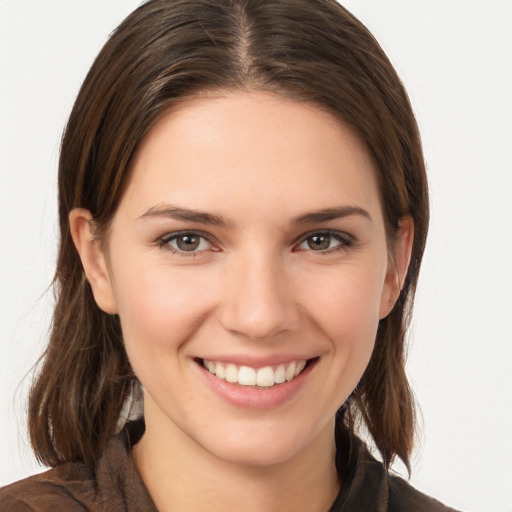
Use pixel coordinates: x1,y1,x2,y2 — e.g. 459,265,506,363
29,0,428,471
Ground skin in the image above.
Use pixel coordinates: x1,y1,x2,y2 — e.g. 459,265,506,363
70,91,413,512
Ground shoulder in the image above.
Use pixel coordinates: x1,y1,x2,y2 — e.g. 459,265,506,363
0,463,94,511
0,420,154,512
332,428,460,511
387,473,460,512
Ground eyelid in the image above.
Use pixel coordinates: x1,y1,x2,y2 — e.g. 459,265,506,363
293,230,355,252
157,230,218,254
155,229,355,255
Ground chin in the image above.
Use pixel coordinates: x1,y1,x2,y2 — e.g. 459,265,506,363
206,438,306,467
192,415,334,468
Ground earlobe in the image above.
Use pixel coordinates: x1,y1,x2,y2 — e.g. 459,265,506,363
379,216,414,319
69,208,118,314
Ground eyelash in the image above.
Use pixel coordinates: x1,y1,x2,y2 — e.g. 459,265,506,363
295,230,355,254
156,230,355,256
157,231,216,256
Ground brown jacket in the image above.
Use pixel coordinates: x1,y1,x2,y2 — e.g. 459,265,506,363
0,420,459,511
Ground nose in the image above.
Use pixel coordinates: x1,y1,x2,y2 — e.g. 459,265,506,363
218,250,300,340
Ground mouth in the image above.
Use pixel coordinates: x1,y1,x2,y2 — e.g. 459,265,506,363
196,357,317,388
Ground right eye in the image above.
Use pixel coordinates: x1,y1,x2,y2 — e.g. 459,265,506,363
158,232,213,255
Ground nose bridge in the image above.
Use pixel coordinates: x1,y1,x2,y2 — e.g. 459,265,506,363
219,245,299,340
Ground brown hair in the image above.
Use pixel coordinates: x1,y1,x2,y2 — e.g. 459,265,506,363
29,0,428,472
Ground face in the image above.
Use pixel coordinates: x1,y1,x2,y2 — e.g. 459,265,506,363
80,91,405,467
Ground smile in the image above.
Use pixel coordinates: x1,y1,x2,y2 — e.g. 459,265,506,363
201,359,308,388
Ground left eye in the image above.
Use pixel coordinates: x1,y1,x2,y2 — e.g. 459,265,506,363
160,232,212,253
297,232,350,252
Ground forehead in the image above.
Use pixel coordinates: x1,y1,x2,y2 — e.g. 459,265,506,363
122,91,382,223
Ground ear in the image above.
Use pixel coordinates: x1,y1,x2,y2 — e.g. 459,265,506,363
379,216,414,319
69,208,118,314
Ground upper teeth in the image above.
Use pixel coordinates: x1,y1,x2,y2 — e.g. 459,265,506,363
202,359,307,387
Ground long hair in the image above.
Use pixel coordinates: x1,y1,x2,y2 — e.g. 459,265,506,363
29,0,428,472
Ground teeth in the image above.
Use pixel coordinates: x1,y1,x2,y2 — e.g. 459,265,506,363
225,364,238,383
202,359,308,387
295,360,306,376
274,365,286,384
215,362,226,379
238,366,256,386
256,366,275,387
285,362,296,381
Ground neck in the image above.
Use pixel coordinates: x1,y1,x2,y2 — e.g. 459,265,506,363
133,413,340,512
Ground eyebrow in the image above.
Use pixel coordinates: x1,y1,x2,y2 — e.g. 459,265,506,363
137,204,371,226
293,206,372,224
138,205,227,226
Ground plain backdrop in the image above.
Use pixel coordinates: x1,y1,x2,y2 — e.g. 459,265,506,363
1,1,511,511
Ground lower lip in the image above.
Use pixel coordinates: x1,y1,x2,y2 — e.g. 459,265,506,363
194,360,317,410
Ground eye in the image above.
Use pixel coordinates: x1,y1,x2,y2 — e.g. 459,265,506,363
296,231,353,252
158,232,213,254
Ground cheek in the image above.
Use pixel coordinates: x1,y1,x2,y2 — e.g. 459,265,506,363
298,260,386,375
304,264,385,331
109,256,215,362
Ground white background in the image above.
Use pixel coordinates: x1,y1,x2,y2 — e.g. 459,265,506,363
1,2,511,511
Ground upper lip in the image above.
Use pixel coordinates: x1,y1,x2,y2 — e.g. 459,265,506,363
195,354,319,369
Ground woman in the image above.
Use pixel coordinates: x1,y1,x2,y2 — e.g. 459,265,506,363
0,0,457,510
